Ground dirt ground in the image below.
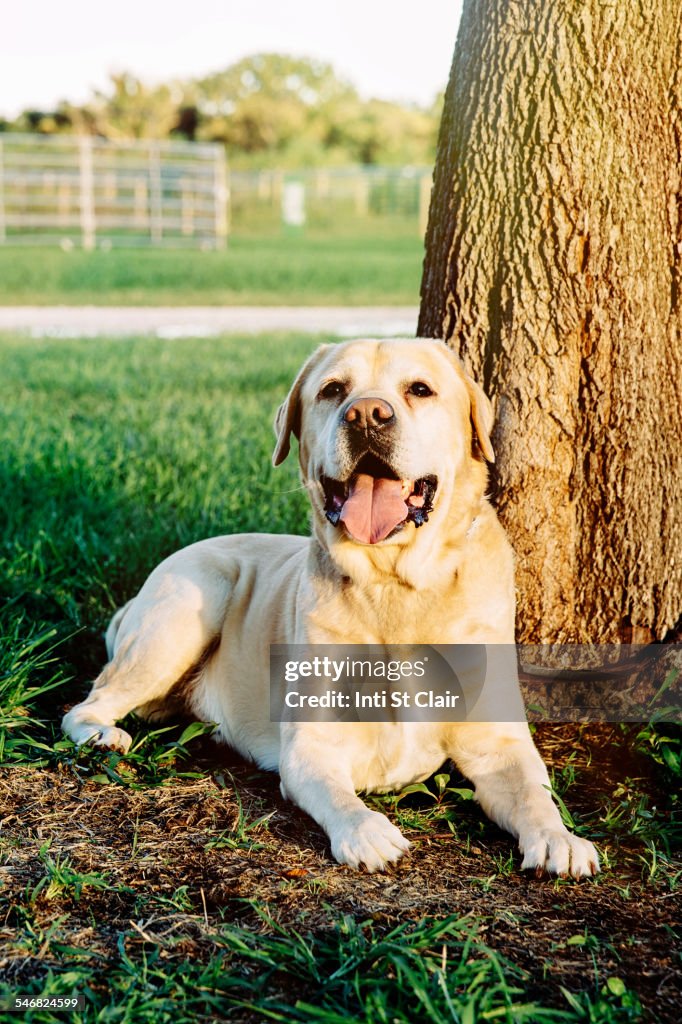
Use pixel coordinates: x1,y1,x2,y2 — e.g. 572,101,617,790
1,724,679,1020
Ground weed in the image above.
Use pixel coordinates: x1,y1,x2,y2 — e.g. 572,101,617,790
27,843,129,904
205,777,274,852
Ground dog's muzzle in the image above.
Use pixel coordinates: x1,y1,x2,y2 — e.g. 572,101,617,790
321,452,437,545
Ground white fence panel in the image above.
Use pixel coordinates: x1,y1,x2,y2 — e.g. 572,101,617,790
0,133,229,249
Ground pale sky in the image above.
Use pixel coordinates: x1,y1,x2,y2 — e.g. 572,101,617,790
2,1,463,118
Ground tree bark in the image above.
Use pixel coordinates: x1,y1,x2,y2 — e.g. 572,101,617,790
419,0,682,644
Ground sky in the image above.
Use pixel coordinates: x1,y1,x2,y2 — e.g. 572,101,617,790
2,0,463,118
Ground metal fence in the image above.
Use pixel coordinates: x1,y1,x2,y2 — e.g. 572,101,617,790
0,133,228,249
230,166,433,237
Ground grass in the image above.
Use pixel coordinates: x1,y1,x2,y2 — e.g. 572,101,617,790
0,331,680,1022
0,233,424,306
0,907,645,1023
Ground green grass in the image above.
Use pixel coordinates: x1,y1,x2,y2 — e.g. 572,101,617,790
0,904,645,1024
0,332,679,1022
0,234,423,306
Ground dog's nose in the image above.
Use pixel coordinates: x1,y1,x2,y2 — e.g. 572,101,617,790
343,397,395,430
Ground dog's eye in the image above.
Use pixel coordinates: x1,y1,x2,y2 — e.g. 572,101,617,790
319,381,347,400
407,381,434,398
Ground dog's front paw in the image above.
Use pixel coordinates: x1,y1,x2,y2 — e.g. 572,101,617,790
330,810,411,872
89,725,133,753
62,711,133,754
519,827,599,879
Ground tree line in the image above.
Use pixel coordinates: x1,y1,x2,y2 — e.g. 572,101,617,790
1,53,442,169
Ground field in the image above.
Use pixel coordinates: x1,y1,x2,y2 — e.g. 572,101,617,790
0,332,680,1023
0,234,423,307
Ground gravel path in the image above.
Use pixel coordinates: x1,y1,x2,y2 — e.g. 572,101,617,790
0,306,419,338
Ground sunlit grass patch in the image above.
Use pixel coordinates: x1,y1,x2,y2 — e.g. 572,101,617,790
0,234,424,306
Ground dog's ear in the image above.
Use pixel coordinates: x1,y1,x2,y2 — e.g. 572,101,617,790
463,373,495,464
432,340,496,464
272,345,331,466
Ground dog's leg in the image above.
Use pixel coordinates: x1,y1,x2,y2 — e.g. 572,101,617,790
279,728,411,872
450,722,599,878
63,564,228,753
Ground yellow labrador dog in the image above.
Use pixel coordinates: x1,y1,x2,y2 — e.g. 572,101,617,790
63,338,599,878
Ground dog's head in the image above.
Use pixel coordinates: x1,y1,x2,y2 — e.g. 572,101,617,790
273,338,494,567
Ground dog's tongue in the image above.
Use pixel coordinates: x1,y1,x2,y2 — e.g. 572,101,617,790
340,474,408,544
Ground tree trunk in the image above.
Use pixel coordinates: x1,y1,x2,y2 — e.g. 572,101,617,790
419,0,682,644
